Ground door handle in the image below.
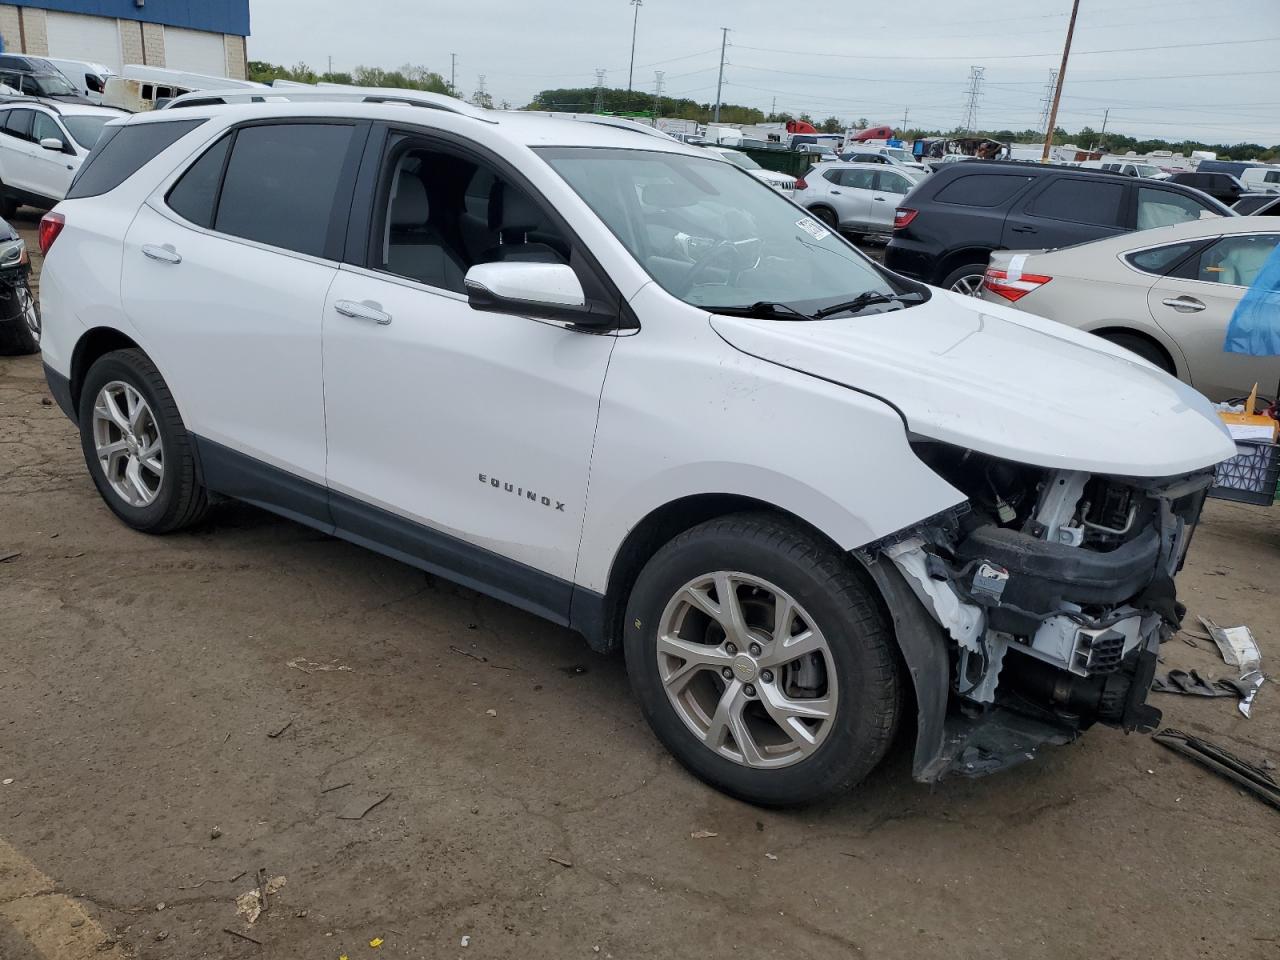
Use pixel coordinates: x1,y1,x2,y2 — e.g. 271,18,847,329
1161,296,1206,313
334,299,392,325
141,243,182,264
873,196,887,201
1010,226,1037,234
830,189,842,194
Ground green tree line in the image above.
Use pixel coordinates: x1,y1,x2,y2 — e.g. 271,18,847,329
245,65,1279,161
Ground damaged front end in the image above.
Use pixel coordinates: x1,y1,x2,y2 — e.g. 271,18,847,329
865,441,1214,783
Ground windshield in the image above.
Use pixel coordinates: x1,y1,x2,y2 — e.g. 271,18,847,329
26,72,76,96
1135,164,1162,178
716,149,761,171
62,115,110,149
884,148,910,162
539,147,900,314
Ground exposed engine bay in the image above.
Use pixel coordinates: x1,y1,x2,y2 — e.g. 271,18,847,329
871,440,1214,781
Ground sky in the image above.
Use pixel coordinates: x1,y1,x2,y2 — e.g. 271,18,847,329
247,0,1280,146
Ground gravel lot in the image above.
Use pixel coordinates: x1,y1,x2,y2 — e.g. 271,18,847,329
2,214,1277,960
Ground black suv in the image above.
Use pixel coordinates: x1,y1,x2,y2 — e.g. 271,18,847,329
1165,171,1245,205
885,161,1233,292
0,54,88,103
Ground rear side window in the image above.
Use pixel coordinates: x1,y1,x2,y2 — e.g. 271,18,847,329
1125,242,1201,275
1029,178,1125,226
212,123,358,258
4,109,32,142
165,134,232,228
933,173,1031,207
66,119,205,200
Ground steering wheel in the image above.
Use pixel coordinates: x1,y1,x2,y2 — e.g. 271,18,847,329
675,240,746,297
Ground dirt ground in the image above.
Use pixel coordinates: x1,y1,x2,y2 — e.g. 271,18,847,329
2,215,1277,960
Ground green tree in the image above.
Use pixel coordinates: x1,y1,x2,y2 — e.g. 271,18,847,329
818,116,843,134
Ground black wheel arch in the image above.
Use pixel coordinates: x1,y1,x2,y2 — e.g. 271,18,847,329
69,327,143,416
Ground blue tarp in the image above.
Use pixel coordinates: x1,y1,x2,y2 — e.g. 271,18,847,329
1224,241,1280,357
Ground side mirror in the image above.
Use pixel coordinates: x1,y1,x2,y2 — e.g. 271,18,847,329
464,261,609,326
39,137,64,152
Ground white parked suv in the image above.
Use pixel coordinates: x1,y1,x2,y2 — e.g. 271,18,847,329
0,98,123,214
38,94,1235,805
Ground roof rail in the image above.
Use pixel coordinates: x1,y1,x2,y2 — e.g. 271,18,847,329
160,83,496,122
515,110,679,142
0,94,61,114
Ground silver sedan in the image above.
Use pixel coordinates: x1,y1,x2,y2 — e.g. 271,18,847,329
978,216,1280,401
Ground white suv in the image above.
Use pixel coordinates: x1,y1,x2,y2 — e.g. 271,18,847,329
0,98,123,215
38,95,1234,805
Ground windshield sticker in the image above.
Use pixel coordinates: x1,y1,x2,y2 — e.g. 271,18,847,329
795,217,831,241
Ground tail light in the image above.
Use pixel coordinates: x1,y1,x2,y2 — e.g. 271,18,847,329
795,176,808,190
893,207,918,229
38,211,65,256
982,267,1052,302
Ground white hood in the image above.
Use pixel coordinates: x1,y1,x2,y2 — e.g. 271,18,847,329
752,169,796,188
710,291,1236,477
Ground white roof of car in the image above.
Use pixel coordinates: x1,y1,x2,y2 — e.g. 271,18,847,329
121,96,708,154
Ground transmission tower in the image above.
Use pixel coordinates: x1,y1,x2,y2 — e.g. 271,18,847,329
653,70,665,118
473,74,488,106
960,66,984,133
1038,69,1059,133
593,68,607,113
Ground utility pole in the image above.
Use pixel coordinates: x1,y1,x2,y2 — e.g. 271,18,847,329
327,55,332,76
593,68,607,113
627,0,643,93
1041,0,1081,162
901,106,909,132
450,53,457,97
770,96,776,119
713,27,729,123
960,66,984,133
1098,107,1109,152
653,70,665,119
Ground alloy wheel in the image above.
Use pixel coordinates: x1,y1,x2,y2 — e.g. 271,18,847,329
91,381,163,508
655,571,838,769
18,284,38,344
950,273,985,296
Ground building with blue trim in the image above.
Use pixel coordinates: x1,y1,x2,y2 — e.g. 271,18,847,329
0,1,251,78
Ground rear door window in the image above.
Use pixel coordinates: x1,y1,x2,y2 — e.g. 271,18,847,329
1028,177,1125,226
1125,241,1204,275
933,173,1031,207
212,122,361,259
165,134,232,228
838,168,877,190
67,119,205,199
1137,186,1218,229
4,109,33,142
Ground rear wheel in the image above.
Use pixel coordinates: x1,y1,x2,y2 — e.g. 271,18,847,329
1098,332,1175,375
624,513,901,806
77,349,210,533
942,262,988,296
809,206,838,230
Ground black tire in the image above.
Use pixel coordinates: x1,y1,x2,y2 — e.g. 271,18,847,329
624,513,901,806
77,348,210,533
941,262,988,296
809,205,838,230
0,185,17,220
1098,331,1175,375
0,281,39,355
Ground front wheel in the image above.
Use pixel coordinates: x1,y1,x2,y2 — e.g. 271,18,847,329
809,205,839,230
624,514,901,806
0,280,38,355
77,348,210,533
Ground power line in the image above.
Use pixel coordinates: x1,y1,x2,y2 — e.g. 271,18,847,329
731,34,1280,62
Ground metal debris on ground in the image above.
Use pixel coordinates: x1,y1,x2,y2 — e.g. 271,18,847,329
320,781,352,794
223,927,263,945
0,551,21,563
689,830,718,839
1151,669,1258,700
178,870,244,890
449,644,487,663
548,856,573,867
1152,728,1280,811
1198,617,1265,717
286,657,353,674
336,791,391,820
